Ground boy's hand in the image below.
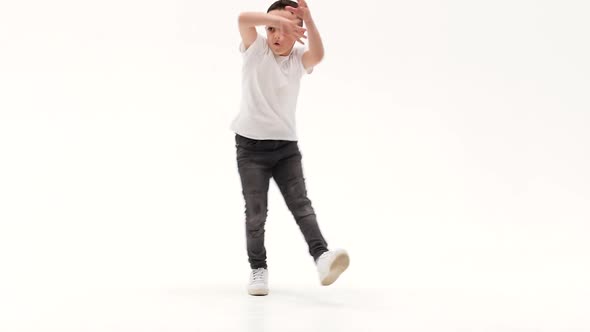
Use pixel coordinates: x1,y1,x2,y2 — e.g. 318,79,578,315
286,0,312,23
277,17,308,44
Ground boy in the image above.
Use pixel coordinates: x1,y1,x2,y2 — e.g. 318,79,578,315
231,0,349,296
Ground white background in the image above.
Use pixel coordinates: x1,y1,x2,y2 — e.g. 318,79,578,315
1,0,589,331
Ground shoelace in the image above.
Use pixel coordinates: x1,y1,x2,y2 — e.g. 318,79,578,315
252,268,266,282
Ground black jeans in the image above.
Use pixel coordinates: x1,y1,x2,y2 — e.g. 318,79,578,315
235,134,329,269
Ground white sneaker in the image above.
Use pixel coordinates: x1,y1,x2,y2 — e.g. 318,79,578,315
316,249,350,286
248,268,269,296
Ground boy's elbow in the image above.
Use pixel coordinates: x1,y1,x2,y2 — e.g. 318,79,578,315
317,52,325,62
313,52,325,64
311,47,325,62
238,12,253,25
303,50,324,69
238,13,248,26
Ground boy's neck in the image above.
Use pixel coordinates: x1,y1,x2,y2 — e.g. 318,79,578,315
275,47,294,57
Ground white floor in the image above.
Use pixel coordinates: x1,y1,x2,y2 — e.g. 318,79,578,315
1,282,589,331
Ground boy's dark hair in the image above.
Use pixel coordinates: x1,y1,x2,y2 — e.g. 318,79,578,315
267,0,303,27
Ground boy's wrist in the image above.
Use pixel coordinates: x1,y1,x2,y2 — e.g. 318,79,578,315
271,14,287,26
273,15,297,28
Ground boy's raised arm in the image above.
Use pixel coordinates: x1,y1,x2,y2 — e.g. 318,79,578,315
286,0,324,68
238,12,307,50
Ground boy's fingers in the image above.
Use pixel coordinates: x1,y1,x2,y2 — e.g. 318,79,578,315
294,32,306,38
293,31,306,41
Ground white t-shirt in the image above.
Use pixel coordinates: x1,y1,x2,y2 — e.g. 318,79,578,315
230,33,313,141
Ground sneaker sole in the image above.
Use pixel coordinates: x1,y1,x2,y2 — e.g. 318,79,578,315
248,288,269,296
321,251,350,286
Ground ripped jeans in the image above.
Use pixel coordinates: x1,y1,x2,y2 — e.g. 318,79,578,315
235,133,329,269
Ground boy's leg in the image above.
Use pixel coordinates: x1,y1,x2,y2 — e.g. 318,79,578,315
236,136,273,269
272,142,329,262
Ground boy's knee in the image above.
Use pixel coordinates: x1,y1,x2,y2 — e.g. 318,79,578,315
244,194,268,216
288,197,315,218
246,218,266,237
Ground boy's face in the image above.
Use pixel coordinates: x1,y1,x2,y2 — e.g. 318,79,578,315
266,9,303,56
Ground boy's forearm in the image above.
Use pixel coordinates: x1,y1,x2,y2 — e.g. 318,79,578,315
305,19,324,59
238,12,282,28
